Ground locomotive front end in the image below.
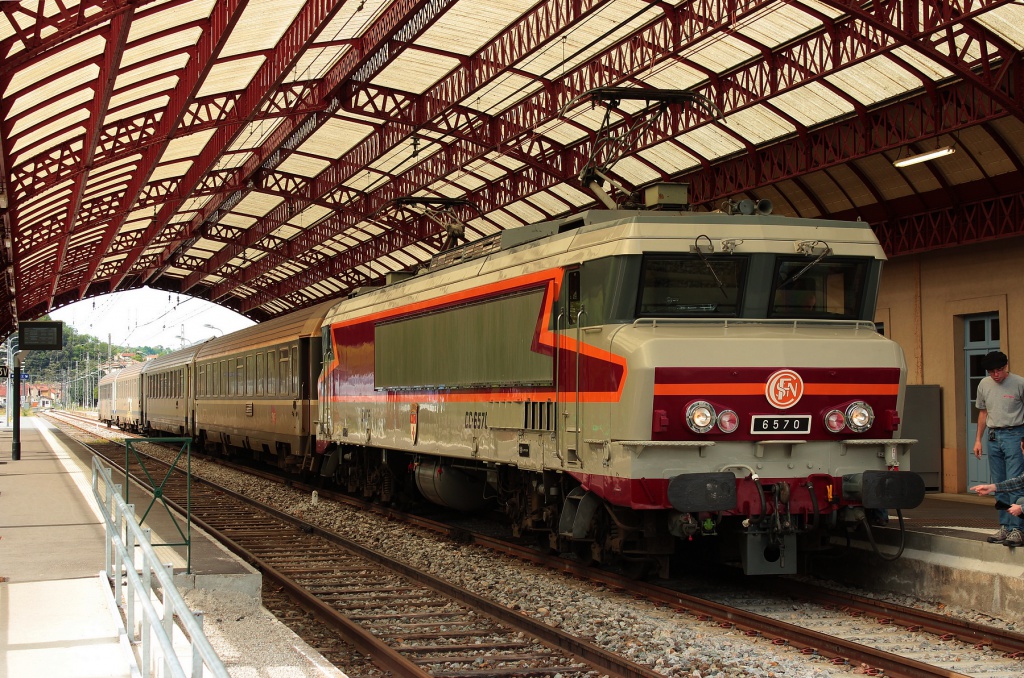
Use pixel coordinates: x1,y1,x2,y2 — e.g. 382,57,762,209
562,213,925,575
622,322,923,574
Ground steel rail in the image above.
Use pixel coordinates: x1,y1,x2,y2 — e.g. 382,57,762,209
61,423,662,678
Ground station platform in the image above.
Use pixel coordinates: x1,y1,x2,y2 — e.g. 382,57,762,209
813,489,1024,618
0,417,259,678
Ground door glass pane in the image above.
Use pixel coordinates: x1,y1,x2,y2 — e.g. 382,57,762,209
992,318,1000,341
969,319,986,343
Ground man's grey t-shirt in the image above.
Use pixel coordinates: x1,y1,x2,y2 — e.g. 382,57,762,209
976,372,1024,428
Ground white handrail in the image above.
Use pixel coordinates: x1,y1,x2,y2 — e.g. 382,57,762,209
92,457,230,678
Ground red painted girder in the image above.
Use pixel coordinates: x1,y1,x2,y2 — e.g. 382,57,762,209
684,75,1010,204
824,0,1024,119
210,134,510,301
47,8,136,308
2,7,215,199
0,0,137,67
207,0,973,300
240,151,567,308
99,0,344,293
498,0,1018,143
214,0,966,301
64,0,254,300
182,0,612,294
135,0,457,290
192,1,671,294
241,214,444,310
872,186,1024,257
247,75,1008,306
200,85,567,293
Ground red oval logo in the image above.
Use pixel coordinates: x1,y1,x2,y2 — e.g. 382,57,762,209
766,369,803,409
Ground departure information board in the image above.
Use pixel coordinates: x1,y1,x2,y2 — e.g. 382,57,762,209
18,321,64,350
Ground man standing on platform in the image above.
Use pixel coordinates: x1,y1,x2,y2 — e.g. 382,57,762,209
973,350,1024,546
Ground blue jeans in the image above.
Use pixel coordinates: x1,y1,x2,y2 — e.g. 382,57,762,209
989,426,1024,529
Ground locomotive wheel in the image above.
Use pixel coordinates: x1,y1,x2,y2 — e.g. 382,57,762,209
570,509,610,566
573,540,598,566
621,558,652,579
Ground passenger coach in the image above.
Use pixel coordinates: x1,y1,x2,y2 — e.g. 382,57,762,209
98,361,145,432
191,300,334,472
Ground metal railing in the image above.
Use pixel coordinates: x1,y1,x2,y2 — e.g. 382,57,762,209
92,457,229,678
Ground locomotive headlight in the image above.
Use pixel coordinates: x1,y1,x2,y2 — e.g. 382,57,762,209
845,401,874,433
686,401,716,433
717,409,739,433
824,409,846,433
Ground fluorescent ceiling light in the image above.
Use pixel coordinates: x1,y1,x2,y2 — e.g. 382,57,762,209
893,146,955,168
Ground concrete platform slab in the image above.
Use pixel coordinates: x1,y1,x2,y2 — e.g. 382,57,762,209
0,577,134,678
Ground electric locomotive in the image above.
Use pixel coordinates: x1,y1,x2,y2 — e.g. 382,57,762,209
332,188,923,574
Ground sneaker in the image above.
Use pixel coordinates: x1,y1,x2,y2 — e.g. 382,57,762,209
1004,529,1024,547
988,526,1010,543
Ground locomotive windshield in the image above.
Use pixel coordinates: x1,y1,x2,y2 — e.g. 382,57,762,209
637,254,746,316
768,257,870,319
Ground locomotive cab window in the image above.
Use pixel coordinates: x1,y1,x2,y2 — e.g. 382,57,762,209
636,254,746,317
769,258,870,319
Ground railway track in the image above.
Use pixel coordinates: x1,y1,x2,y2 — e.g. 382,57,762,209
45,411,658,678
43,410,1024,678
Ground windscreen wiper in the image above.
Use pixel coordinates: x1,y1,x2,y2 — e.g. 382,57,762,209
693,234,729,300
779,240,831,288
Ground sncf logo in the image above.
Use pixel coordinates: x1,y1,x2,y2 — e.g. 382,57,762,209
766,369,804,409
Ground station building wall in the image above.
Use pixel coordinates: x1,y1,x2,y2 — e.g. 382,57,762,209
876,237,1022,494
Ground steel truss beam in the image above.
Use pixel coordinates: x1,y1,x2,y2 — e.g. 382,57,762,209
190,0,779,301
130,0,460,292
867,181,1024,257
217,0,1018,307
178,0,611,299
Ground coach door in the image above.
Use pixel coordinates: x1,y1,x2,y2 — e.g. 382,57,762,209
966,313,1000,486
557,268,583,466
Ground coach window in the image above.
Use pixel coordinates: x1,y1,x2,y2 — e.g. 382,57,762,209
266,350,274,399
279,348,290,396
220,360,228,396
236,357,245,395
256,352,265,396
290,346,299,396
246,354,255,395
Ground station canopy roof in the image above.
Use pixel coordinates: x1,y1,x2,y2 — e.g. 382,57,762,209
3,0,1024,336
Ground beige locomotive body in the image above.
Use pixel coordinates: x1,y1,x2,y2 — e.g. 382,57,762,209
319,209,924,574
